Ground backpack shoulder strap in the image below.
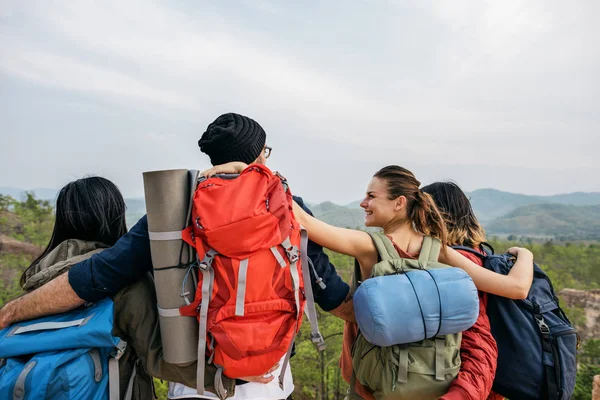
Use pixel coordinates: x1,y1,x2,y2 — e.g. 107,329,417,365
352,233,398,288
451,245,486,260
418,236,442,269
368,232,400,261
480,242,494,255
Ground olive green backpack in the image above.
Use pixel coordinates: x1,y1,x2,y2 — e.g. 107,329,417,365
349,233,461,400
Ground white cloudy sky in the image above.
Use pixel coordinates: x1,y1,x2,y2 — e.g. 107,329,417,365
1,0,598,204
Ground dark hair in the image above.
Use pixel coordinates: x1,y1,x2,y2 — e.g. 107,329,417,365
374,165,448,245
20,177,127,287
421,181,486,248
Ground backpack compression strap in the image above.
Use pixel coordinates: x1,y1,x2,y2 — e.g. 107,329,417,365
299,229,326,351
278,229,326,390
109,340,128,400
196,249,217,396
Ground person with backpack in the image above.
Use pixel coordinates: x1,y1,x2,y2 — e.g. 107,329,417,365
207,162,535,399
421,181,503,400
0,113,352,399
423,181,578,400
0,177,154,399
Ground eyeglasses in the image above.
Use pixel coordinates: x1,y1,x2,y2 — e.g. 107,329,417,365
264,146,272,159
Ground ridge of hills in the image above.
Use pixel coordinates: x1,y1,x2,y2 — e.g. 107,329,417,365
311,190,600,240
3,187,600,238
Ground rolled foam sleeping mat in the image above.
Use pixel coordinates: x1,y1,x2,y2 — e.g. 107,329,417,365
353,267,479,347
143,169,199,365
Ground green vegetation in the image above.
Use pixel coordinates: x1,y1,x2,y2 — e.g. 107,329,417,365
1,194,599,399
0,193,53,246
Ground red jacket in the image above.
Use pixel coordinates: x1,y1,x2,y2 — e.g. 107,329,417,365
440,250,501,400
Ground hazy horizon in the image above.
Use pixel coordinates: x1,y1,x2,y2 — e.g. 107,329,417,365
1,0,598,204
2,185,599,207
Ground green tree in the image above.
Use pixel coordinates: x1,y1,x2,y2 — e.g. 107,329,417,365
11,192,54,246
574,340,600,400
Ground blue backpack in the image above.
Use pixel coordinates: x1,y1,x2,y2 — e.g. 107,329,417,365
0,298,128,400
453,244,579,400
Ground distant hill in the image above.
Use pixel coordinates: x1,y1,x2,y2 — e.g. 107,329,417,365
467,189,600,221
313,191,600,240
485,204,600,240
312,203,368,230
4,186,600,238
343,188,600,222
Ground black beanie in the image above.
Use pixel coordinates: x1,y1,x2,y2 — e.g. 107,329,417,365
198,113,266,166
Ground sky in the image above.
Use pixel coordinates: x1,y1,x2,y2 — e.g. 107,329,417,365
1,0,598,204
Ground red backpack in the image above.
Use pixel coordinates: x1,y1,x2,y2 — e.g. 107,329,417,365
179,164,325,395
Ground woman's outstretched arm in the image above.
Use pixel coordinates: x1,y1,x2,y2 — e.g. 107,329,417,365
292,201,376,268
440,246,534,299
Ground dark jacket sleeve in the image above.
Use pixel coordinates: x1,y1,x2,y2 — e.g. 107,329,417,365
293,196,350,311
68,215,153,302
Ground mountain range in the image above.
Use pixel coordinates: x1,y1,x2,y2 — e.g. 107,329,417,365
2,187,600,239
310,189,600,240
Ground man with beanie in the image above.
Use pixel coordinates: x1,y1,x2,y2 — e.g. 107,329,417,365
0,113,352,399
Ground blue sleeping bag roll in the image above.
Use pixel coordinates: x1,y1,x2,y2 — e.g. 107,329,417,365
354,267,479,347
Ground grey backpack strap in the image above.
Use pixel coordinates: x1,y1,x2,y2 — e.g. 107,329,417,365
109,340,127,400
368,232,400,262
417,236,441,269
13,361,36,400
396,344,410,384
123,360,137,400
196,249,217,395
299,228,326,351
278,228,326,390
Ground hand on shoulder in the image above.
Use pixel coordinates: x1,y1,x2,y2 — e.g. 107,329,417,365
201,162,248,177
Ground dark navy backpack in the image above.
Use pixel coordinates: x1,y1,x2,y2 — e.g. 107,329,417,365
453,244,579,400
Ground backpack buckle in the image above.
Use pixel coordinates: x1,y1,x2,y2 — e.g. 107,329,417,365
535,315,550,336
310,332,327,351
198,250,217,270
112,340,128,360
285,246,299,263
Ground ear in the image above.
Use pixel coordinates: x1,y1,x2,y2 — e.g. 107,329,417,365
394,195,407,211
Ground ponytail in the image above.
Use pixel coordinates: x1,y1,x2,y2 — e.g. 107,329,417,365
410,190,448,245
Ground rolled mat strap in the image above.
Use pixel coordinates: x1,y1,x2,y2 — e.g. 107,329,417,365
435,337,445,381
157,306,182,317
148,231,183,241
397,344,409,384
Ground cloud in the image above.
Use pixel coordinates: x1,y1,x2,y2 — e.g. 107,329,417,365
0,0,598,201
